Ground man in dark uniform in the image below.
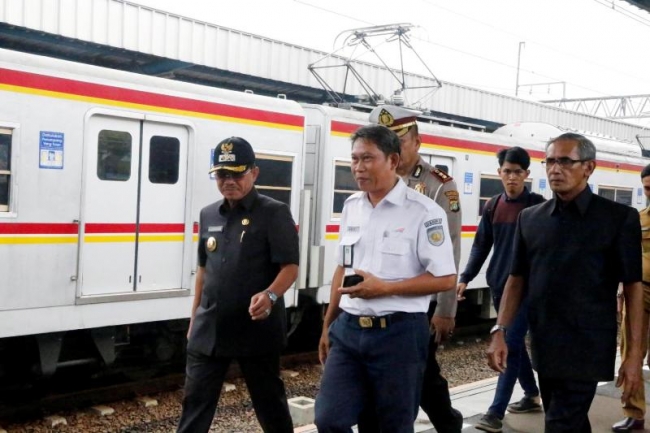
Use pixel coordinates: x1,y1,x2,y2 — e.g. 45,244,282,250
355,105,463,432
487,133,644,432
177,137,299,433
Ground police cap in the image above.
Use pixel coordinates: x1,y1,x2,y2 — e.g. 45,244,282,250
369,105,422,137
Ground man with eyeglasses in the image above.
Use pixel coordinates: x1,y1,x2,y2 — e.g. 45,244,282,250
487,133,644,432
457,146,544,432
177,137,299,433
612,163,650,432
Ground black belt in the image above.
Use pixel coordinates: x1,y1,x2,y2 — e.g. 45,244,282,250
341,311,423,329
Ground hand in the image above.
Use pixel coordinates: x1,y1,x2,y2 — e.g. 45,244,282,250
456,282,468,301
338,269,387,299
616,356,642,404
431,315,455,344
486,332,508,373
249,291,273,321
318,329,330,365
186,319,194,340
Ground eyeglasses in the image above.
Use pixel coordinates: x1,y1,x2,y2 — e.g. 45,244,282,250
500,168,526,177
215,169,251,180
541,157,588,169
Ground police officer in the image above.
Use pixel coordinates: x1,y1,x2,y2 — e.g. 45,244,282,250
177,137,299,433
315,124,457,433
356,105,463,432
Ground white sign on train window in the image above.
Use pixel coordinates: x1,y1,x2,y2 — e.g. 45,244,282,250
39,131,64,169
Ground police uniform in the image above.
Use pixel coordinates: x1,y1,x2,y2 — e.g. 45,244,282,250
364,105,463,433
314,179,456,432
177,137,299,433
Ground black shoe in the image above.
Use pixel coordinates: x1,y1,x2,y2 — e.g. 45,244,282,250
612,417,644,432
506,396,542,413
474,413,503,433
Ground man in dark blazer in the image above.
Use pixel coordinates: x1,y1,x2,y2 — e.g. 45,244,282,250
177,136,299,433
486,133,644,432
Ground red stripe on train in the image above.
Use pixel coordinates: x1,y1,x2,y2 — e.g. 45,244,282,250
0,223,78,235
0,68,304,128
325,224,478,233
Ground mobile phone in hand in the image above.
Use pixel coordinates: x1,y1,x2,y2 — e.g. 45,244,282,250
343,274,364,287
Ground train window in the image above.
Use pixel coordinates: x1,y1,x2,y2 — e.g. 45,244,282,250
479,174,533,216
0,129,11,212
97,130,132,181
333,161,359,216
598,186,633,206
435,164,449,174
149,136,180,184
255,154,293,206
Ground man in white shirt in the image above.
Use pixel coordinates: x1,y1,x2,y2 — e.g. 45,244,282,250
314,124,457,433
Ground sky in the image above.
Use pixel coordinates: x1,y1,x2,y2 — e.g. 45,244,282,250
128,0,650,118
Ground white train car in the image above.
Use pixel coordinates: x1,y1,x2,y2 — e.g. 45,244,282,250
0,49,305,376
302,106,648,318
0,48,647,378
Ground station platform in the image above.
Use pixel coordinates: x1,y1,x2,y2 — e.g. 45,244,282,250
296,357,650,432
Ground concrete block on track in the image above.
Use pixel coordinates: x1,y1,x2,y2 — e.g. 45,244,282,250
89,405,115,416
288,396,315,427
44,415,67,427
224,382,236,392
136,396,158,407
281,369,299,378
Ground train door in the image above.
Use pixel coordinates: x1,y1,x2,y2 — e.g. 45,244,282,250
79,114,189,297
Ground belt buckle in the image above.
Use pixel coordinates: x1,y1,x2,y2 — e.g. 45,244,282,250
359,317,373,328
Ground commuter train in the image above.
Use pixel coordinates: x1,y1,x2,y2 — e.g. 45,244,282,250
0,48,646,380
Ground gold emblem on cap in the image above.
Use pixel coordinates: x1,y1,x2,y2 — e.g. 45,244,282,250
206,236,217,252
221,142,233,154
242,218,250,226
378,108,394,127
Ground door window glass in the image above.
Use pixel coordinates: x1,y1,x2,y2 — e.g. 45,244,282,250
333,161,359,216
0,130,11,212
255,155,293,206
97,130,132,181
149,136,180,184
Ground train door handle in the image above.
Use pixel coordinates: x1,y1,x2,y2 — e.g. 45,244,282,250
129,276,132,283
139,275,142,283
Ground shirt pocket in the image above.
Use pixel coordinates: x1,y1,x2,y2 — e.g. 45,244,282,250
380,238,411,277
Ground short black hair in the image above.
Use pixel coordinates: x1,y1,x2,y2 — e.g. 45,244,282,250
641,163,650,179
496,146,531,170
350,124,401,157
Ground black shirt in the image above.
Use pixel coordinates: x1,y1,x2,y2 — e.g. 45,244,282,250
188,188,299,357
511,186,641,380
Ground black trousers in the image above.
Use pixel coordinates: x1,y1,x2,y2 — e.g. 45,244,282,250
357,335,462,433
538,376,598,433
176,350,293,433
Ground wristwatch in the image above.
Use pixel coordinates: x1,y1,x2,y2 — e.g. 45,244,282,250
265,289,278,305
490,324,507,335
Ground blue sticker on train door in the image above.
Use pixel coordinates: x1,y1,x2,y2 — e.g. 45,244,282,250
39,131,64,169
463,172,473,195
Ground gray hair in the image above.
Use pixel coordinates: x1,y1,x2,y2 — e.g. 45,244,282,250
546,132,596,161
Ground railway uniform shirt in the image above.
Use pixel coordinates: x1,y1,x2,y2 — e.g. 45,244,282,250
402,157,462,318
510,186,641,381
337,178,456,316
188,188,299,357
